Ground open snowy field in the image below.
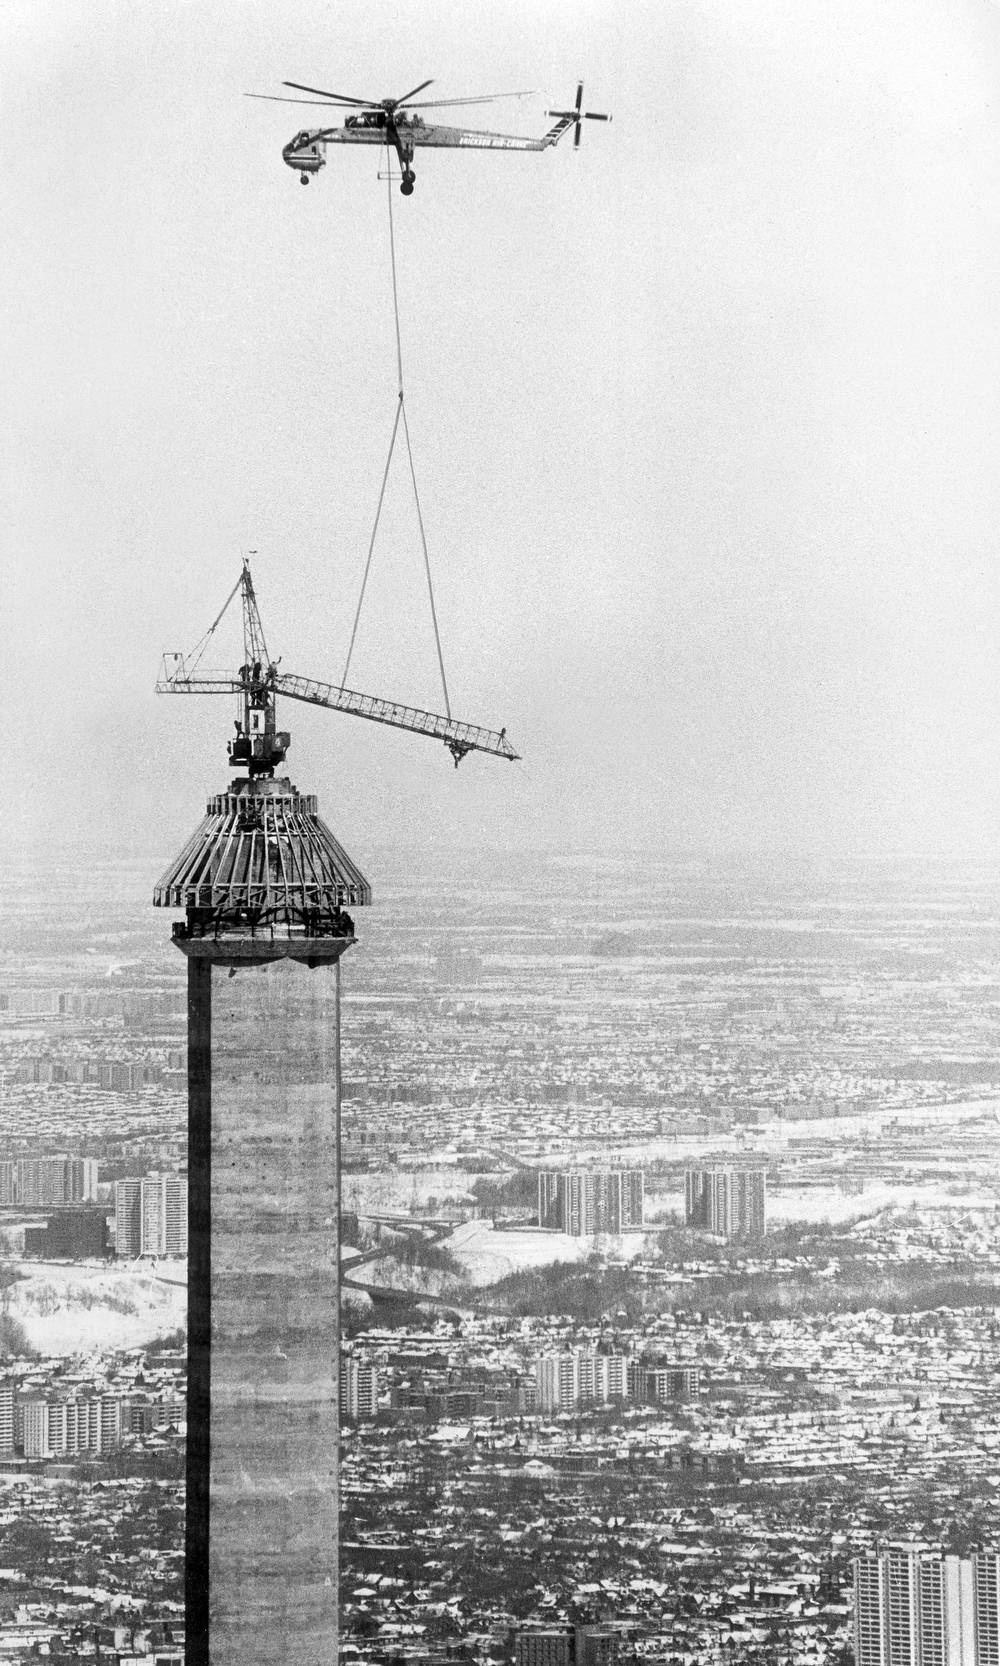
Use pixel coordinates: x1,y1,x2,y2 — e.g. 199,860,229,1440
767,1180,1000,1224
343,1168,478,1216
8,1260,186,1356
447,1221,650,1287
649,1179,1000,1229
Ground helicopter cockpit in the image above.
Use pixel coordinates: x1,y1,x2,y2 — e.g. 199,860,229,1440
282,132,326,180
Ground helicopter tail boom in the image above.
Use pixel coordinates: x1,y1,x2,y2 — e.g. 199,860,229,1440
539,113,577,148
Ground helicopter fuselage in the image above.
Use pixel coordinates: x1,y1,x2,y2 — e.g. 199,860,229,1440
281,106,579,193
283,111,424,184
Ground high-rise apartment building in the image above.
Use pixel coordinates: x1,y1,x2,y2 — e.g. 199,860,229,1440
7,1158,57,1207
976,1556,1000,1666
142,1173,187,1257
340,1357,379,1422
127,1395,186,1435
65,1157,99,1203
538,1169,644,1236
946,1558,978,1666
10,1389,183,1455
628,1363,700,1404
853,1548,1000,1664
854,1555,887,1666
21,1399,48,1459
538,1170,562,1231
140,1179,164,1255
535,1350,630,1413
15,1391,139,1459
884,1547,920,1663
575,1629,619,1666
515,1627,618,1666
114,1174,188,1258
115,1179,143,1258
515,1630,573,1666
46,1400,69,1456
0,1156,99,1207
0,1384,14,1457
685,1166,766,1242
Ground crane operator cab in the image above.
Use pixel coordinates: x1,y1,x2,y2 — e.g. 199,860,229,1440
282,131,326,184
229,662,291,776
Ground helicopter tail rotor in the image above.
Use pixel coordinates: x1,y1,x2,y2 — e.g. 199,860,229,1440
546,81,611,148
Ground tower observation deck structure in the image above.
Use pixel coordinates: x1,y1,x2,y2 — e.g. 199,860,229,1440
153,563,516,1665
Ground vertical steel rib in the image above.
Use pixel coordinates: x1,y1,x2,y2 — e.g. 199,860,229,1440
153,782,372,917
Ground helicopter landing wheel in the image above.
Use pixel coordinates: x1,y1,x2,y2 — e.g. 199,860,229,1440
400,170,415,196
300,173,310,185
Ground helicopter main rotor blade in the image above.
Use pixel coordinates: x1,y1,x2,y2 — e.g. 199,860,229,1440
394,78,434,106
246,93,359,108
584,111,610,121
403,90,535,109
283,81,376,107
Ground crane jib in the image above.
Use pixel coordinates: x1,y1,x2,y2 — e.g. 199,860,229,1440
277,671,517,759
154,664,519,762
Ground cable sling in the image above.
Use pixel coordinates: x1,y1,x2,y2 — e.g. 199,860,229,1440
341,145,452,718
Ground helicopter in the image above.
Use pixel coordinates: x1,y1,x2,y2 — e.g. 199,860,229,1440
246,78,611,194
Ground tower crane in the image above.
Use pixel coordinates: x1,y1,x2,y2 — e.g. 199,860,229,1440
156,562,519,771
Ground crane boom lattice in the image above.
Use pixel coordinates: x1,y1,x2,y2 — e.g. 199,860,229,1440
156,659,518,764
156,563,517,769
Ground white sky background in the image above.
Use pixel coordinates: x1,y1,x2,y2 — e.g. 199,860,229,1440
6,0,1000,863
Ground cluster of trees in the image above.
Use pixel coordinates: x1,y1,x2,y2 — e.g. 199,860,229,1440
142,1327,185,1352
481,1254,644,1323
470,1171,537,1214
390,1234,460,1275
0,1257,31,1356
0,1310,32,1356
475,1233,995,1324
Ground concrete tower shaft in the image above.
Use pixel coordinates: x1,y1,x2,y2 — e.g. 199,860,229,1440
156,766,369,1666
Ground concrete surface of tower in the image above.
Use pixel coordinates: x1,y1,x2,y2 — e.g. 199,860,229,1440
153,641,370,1666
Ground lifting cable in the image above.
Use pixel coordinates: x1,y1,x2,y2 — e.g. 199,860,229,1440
341,152,452,718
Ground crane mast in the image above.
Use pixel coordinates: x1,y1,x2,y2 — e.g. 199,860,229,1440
157,563,519,769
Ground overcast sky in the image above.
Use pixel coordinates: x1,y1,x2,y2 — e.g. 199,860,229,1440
7,0,1000,865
